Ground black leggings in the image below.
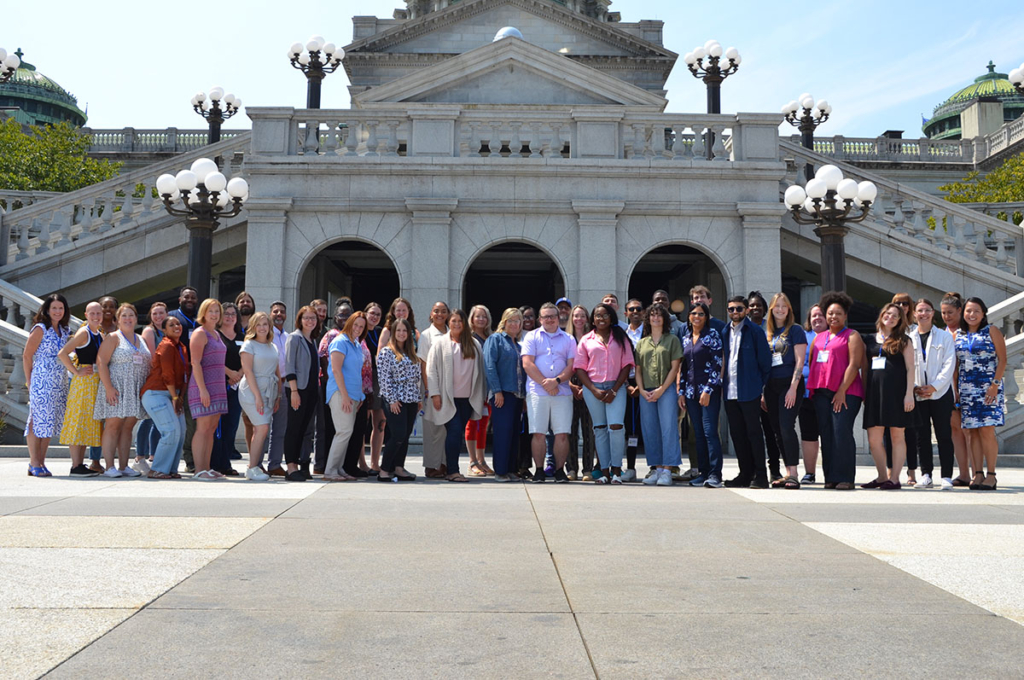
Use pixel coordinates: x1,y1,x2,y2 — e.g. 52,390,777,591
284,385,319,466
382,402,418,473
764,377,803,468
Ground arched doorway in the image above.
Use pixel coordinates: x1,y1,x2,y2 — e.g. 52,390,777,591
628,244,727,318
300,240,401,312
462,242,565,317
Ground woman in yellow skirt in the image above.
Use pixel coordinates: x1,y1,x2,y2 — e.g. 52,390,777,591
58,302,105,477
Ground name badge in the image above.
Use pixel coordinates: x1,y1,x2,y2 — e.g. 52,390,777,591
771,353,783,367
871,356,886,370
816,350,829,363
627,437,639,448
132,354,145,366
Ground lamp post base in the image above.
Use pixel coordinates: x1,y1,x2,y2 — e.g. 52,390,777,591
186,221,215,301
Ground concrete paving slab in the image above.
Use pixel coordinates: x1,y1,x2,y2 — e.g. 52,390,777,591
310,480,530,501
1,608,135,680
0,496,63,516
47,610,595,679
730,486,1024,505
0,475,120,498
553,551,982,615
0,516,268,549
528,497,788,523
540,518,860,555
76,478,323,500
151,543,569,613
11,496,299,518
765,503,1024,524
280,496,538,521
576,612,1024,679
0,547,223,609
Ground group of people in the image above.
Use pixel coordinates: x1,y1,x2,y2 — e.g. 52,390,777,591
20,283,1006,490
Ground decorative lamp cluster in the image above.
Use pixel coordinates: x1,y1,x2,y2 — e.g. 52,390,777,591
156,158,249,215
683,40,741,76
782,93,832,123
289,35,345,109
1010,62,1024,94
190,87,242,115
0,47,20,83
783,164,877,225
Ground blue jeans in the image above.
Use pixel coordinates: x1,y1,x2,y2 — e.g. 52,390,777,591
444,398,474,475
813,389,862,485
686,391,723,479
142,390,186,475
640,387,681,467
135,419,161,459
490,393,522,476
212,386,242,472
582,381,627,470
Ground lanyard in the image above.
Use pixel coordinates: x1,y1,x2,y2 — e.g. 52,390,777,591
967,332,980,354
771,335,785,354
118,330,141,353
823,327,845,350
877,334,886,358
176,343,187,368
920,333,927,362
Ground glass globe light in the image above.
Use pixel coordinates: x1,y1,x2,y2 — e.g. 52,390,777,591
816,99,829,111
815,164,843,190
322,42,336,55
223,94,236,106
306,38,323,52
332,48,345,62
204,172,227,193
857,181,878,203
1010,67,1023,85
3,54,19,70
803,197,817,215
725,47,739,61
188,189,201,206
233,98,243,109
190,158,218,183
156,174,178,196
784,185,807,207
290,42,303,56
836,178,859,200
825,104,833,115
0,49,6,62
175,170,197,192
693,46,707,59
298,53,311,65
209,87,224,101
226,177,249,198
805,178,828,199
216,192,231,208
704,39,720,51
708,44,723,58
684,52,696,65
800,97,814,110
733,53,742,65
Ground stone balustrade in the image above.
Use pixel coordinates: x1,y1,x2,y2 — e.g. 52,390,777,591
82,127,244,154
0,295,37,431
248,107,782,162
803,134,973,164
978,114,1024,160
782,140,1024,276
0,134,250,268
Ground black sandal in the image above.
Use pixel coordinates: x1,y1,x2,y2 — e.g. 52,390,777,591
978,473,998,491
969,472,985,490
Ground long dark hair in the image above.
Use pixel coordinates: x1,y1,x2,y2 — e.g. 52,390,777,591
961,297,990,332
384,297,417,334
684,302,711,337
33,293,70,332
591,303,630,350
448,308,477,360
642,303,672,338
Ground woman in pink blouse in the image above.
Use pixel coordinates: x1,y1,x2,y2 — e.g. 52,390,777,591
575,303,635,484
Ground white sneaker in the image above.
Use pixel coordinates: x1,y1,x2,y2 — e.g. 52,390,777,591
621,469,637,483
657,468,673,486
102,467,122,478
644,467,658,479
594,475,609,484
610,474,623,485
245,467,270,481
914,474,933,489
940,477,954,490
131,458,151,475
120,467,141,478
643,470,659,486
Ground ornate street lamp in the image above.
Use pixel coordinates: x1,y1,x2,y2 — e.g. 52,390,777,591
156,159,249,300
1010,63,1024,95
783,94,831,181
783,164,878,293
0,47,21,83
288,35,345,109
684,40,741,159
192,87,242,146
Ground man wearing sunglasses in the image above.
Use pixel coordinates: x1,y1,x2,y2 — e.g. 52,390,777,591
721,296,773,489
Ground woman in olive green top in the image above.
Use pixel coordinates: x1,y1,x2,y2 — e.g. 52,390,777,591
635,304,684,487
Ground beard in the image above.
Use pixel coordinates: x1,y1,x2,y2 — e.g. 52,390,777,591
239,304,255,316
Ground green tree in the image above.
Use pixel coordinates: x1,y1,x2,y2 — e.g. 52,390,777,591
0,118,121,193
940,152,1024,225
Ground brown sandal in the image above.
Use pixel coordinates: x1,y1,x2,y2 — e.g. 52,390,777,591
447,473,469,483
783,476,801,489
468,463,487,477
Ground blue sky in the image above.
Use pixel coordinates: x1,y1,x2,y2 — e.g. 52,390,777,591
6,0,1024,138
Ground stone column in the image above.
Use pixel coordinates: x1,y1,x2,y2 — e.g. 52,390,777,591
736,202,786,298
573,200,624,308
243,198,294,311
406,197,458,318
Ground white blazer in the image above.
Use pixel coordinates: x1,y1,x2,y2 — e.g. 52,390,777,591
909,325,955,400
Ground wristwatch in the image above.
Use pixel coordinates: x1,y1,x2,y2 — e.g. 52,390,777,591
555,377,562,384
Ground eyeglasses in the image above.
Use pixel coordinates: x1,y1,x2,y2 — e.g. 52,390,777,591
689,312,706,318
626,307,642,312
727,306,745,313
594,313,610,319
539,314,558,320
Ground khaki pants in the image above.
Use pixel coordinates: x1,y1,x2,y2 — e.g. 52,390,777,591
421,410,446,470
325,392,361,477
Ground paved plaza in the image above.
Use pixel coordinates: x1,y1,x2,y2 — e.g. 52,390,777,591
2,454,1024,679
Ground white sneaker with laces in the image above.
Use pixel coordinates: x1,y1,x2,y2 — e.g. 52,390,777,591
940,477,954,490
642,470,659,486
610,474,623,485
914,474,933,489
120,467,141,478
131,458,151,475
102,467,123,478
621,469,637,483
245,467,270,481
657,468,673,486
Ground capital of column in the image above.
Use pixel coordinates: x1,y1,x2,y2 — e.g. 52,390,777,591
572,200,625,226
736,201,787,225
405,197,458,225
241,197,294,225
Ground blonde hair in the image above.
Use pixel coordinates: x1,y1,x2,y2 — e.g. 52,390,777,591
765,292,796,342
244,312,273,343
496,308,523,337
565,304,591,340
468,304,492,338
115,303,138,322
197,298,222,326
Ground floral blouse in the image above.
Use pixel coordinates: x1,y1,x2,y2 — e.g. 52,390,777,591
680,327,724,399
377,346,422,405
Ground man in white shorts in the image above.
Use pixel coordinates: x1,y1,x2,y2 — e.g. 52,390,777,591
521,302,576,483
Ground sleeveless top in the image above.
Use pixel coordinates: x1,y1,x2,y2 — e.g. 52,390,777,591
75,327,103,366
807,327,864,398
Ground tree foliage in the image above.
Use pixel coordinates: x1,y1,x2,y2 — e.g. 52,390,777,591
940,152,1024,225
0,118,122,193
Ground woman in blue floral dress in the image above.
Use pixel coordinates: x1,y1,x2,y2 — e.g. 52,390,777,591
677,301,725,487
23,294,72,477
955,297,1006,491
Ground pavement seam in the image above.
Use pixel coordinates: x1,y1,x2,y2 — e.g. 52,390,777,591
523,481,600,680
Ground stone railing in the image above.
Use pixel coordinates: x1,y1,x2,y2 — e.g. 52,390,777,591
248,107,781,163
0,190,62,211
781,140,1024,276
978,115,1024,160
82,127,245,154
0,133,250,268
803,135,973,164
960,201,1024,223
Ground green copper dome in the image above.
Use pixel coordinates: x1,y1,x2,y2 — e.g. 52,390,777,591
923,62,1024,140
0,49,87,127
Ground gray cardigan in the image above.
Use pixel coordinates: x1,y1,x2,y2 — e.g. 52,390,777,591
284,329,317,391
